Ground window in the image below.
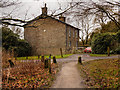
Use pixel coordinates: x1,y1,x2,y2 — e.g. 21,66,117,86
76,41,78,47
69,41,71,47
69,27,71,37
76,30,78,38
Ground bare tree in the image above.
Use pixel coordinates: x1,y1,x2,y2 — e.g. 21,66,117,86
1,0,120,29
76,15,95,45
0,0,20,8
58,0,120,30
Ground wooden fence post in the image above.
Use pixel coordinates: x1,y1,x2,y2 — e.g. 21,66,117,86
49,59,51,74
8,60,14,68
107,46,110,56
44,58,48,68
7,59,15,82
41,56,44,62
14,53,17,60
53,56,57,63
49,54,51,59
60,48,63,57
15,56,17,60
78,57,82,64
38,55,41,59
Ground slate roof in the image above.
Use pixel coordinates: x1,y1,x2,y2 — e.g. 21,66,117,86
23,15,80,30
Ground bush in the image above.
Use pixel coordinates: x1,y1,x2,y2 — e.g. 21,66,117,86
14,40,31,57
2,27,31,57
114,46,120,54
91,33,114,54
116,30,120,43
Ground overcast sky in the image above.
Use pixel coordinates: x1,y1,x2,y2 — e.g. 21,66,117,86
2,0,119,39
2,0,119,23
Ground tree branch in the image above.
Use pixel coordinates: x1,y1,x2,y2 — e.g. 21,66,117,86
2,18,27,23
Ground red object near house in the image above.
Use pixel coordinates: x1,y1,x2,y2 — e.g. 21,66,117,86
84,47,92,53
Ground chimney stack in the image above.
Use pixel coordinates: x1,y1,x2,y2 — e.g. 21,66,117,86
59,16,66,22
42,3,47,15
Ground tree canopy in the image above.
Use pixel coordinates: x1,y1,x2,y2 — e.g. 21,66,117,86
2,27,31,57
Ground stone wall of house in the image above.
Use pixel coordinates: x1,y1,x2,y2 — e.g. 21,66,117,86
24,17,66,55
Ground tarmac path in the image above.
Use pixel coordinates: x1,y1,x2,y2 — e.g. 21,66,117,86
51,61,87,88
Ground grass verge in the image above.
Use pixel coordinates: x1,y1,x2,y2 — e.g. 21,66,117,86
89,54,117,57
77,58,119,88
16,54,73,60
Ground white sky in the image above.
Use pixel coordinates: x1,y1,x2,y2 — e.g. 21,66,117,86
2,0,119,39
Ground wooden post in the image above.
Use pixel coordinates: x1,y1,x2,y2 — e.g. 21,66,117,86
107,46,110,56
78,57,82,64
41,56,44,62
53,56,57,63
14,53,17,60
26,56,28,59
44,58,48,68
7,59,14,83
49,59,51,74
15,56,17,60
38,55,41,59
49,54,52,59
60,48,63,57
8,60,14,68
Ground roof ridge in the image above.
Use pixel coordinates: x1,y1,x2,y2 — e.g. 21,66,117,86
24,15,80,30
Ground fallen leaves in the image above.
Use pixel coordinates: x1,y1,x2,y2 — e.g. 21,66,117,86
2,61,58,89
78,58,119,88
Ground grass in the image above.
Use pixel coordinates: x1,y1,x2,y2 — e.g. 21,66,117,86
16,54,73,60
77,58,119,88
89,54,117,57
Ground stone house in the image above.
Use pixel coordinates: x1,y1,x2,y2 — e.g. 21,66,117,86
24,4,80,55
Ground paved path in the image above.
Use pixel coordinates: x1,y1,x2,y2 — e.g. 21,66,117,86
56,54,119,62
19,54,119,88
20,54,119,63
51,54,119,88
51,61,87,88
